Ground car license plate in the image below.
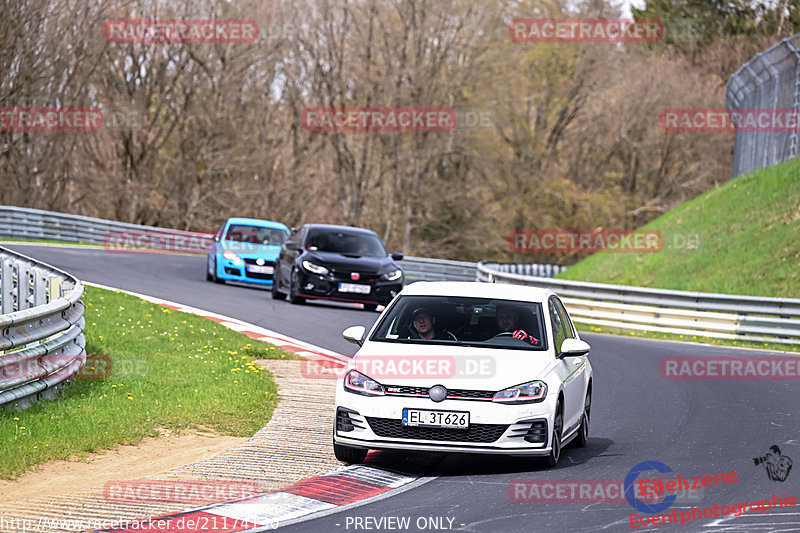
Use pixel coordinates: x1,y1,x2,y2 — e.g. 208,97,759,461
247,265,274,274
338,282,371,294
402,409,469,429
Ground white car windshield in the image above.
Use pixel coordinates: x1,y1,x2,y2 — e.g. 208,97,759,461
370,295,547,350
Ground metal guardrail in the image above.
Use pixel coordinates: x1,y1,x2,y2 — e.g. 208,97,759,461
0,247,86,410
0,205,567,282
0,205,212,249
398,256,478,282
486,262,567,278
478,262,800,345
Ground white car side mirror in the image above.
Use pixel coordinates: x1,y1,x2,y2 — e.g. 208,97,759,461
343,325,366,346
559,338,590,358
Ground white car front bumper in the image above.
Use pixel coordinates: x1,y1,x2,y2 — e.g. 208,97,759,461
333,390,559,456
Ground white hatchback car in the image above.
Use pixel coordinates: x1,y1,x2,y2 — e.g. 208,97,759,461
333,281,592,467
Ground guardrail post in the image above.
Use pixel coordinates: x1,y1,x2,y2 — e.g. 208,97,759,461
0,256,14,314
31,266,48,307
48,275,63,303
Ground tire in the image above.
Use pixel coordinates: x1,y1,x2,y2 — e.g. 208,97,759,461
543,401,563,468
210,257,224,284
288,270,306,304
271,269,287,300
363,303,378,312
574,388,591,448
333,441,368,464
206,259,213,281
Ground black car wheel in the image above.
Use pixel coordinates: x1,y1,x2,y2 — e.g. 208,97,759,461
543,401,563,468
333,441,367,464
271,268,287,300
210,257,224,284
574,388,591,448
288,270,306,304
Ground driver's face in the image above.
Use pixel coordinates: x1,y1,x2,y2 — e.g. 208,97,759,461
496,307,518,332
414,314,434,334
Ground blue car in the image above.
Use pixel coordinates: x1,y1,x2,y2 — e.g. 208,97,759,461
207,217,290,286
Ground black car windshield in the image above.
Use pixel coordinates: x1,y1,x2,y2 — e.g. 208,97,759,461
305,229,387,257
225,224,288,245
370,295,547,350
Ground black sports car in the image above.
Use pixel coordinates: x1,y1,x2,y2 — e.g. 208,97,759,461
271,224,404,310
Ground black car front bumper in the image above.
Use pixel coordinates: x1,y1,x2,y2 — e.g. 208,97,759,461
294,270,402,305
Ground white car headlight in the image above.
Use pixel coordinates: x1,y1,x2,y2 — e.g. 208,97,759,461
344,370,385,396
381,269,402,281
223,249,242,266
492,380,547,404
302,260,329,275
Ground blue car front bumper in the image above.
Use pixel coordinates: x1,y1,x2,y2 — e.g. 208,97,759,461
213,255,276,285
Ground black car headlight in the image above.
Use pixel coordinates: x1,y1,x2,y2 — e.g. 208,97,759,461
381,269,402,281
344,370,385,396
492,380,547,404
302,260,329,275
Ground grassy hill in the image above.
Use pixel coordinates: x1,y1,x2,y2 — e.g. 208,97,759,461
559,158,800,298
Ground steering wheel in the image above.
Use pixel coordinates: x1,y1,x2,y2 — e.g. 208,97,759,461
445,331,458,341
492,331,514,338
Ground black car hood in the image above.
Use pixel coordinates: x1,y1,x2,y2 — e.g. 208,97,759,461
304,251,397,273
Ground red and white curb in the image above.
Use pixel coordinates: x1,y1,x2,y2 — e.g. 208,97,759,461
94,464,426,532
86,283,426,532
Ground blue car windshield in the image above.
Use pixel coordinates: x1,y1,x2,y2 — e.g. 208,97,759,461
370,295,548,350
306,229,386,258
225,224,288,245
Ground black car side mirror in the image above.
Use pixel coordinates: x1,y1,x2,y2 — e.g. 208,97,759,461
391,252,404,261
285,241,301,252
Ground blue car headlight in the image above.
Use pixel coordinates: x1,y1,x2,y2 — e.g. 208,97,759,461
223,249,242,266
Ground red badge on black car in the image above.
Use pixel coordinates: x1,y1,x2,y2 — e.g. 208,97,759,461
351,272,360,281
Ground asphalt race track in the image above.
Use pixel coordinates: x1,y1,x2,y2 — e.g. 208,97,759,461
8,244,800,533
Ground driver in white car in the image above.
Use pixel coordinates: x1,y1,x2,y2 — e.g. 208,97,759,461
496,304,539,345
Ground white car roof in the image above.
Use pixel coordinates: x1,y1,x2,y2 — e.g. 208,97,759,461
400,281,555,303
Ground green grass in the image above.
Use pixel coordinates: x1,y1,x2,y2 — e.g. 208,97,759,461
559,158,800,298
0,285,294,480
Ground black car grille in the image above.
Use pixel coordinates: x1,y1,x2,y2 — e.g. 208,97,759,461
383,385,495,401
243,258,275,266
366,417,508,443
330,269,377,282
